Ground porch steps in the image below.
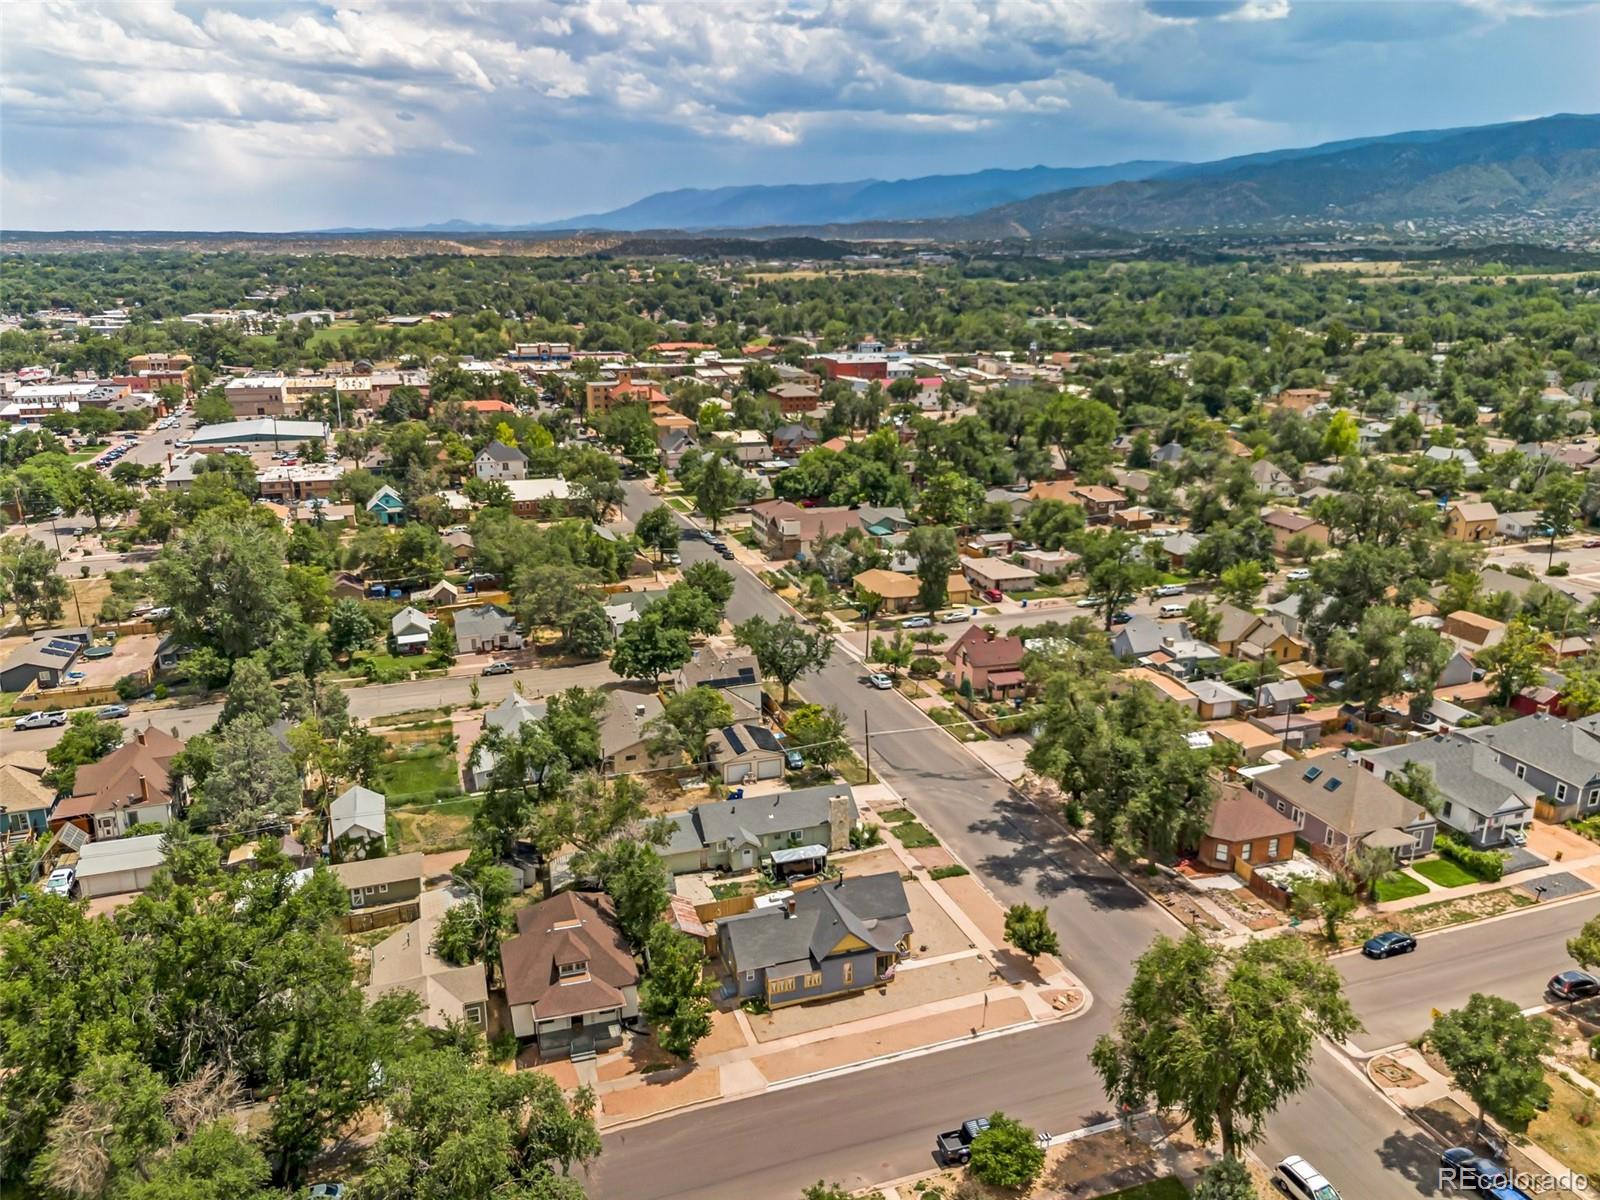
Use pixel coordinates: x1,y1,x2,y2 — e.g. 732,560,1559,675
569,1048,597,1063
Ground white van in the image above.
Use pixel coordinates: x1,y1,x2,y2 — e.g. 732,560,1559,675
1273,1155,1340,1200
1159,603,1188,618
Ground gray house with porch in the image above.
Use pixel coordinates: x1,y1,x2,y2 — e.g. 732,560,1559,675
1361,733,1536,848
1462,713,1600,823
660,784,858,875
719,873,911,1008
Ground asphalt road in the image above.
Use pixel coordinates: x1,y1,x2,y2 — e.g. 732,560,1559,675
597,484,1594,1200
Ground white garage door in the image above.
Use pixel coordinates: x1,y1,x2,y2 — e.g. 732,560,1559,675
726,763,750,783
757,757,783,779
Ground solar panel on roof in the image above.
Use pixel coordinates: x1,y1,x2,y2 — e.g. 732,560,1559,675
724,728,747,755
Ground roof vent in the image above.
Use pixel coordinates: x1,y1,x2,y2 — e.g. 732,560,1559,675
635,704,646,717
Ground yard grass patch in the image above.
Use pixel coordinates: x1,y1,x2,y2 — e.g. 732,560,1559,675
1373,871,1430,902
888,820,939,849
1410,857,1482,888
1095,1180,1190,1200
374,742,461,803
929,864,970,880
878,807,916,824
390,796,479,854
1527,1073,1600,1180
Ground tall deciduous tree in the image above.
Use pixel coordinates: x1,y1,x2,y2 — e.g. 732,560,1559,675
640,923,714,1060
596,841,670,948
635,505,680,561
645,686,734,768
1078,529,1158,631
1003,904,1060,961
1476,617,1547,706
733,615,834,703
1538,470,1584,568
1428,994,1552,1136
0,535,69,630
609,613,692,684
1568,913,1600,970
783,703,849,768
904,525,959,614
1092,933,1360,1159
150,515,294,659
690,451,740,532
189,719,301,830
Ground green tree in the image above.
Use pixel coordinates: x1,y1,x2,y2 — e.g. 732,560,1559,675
691,451,741,532
1428,994,1553,1136
76,471,139,532
216,655,279,730
328,598,377,661
470,719,572,859
430,864,515,978
596,840,670,947
427,618,456,665
645,686,734,767
189,719,301,830
1320,409,1360,459
640,923,715,1061
783,703,849,768
918,469,983,527
1389,760,1445,815
150,516,294,659
636,504,680,561
733,614,834,703
904,525,959,613
1538,470,1584,568
610,613,693,684
968,1112,1045,1192
1217,561,1265,610
1078,529,1158,631
1476,617,1547,706
1092,933,1360,1159
0,536,69,630
1567,913,1600,971
1292,873,1359,944
1003,904,1060,961
683,559,736,607
358,1048,600,1200
44,711,124,793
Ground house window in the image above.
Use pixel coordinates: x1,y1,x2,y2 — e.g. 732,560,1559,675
1555,782,1568,802
1239,843,1252,863
1514,763,1527,781
465,1003,486,1027
804,971,822,989
841,961,854,986
378,882,388,893
1267,838,1279,858
558,960,588,979
1213,843,1230,863
745,970,755,982
768,976,796,995
1442,801,1453,817
1324,828,1336,847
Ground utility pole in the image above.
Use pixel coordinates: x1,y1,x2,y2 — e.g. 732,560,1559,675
864,709,871,783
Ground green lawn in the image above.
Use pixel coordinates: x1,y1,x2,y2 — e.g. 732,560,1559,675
1374,871,1430,902
887,820,939,849
1411,857,1484,888
878,807,916,824
374,744,461,803
1094,1180,1189,1200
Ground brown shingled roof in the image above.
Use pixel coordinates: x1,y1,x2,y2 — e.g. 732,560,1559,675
501,891,639,1020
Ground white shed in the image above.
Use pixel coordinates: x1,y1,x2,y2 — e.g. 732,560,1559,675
74,834,167,898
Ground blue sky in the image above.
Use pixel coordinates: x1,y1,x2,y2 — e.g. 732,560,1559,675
3,0,1597,231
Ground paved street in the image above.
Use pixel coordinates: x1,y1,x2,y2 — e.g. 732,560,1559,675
596,484,1595,1200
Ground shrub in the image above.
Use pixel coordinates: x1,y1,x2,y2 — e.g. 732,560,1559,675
152,682,168,700
910,655,940,678
114,674,144,701
1548,562,1570,577
1436,832,1505,882
849,823,883,850
968,1112,1045,1191
487,1030,519,1063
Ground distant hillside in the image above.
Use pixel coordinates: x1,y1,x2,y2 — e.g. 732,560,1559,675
531,161,1180,232
926,113,1600,238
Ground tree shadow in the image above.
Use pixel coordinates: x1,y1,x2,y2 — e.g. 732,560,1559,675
1376,1128,1446,1195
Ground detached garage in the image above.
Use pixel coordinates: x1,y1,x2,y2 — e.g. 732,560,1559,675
706,723,786,785
75,834,167,899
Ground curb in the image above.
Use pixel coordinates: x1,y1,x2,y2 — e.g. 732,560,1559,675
1325,884,1600,960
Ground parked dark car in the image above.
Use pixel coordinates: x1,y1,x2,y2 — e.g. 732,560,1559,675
784,750,804,770
1362,931,1417,959
1547,970,1600,1001
1438,1147,1530,1198
1110,611,1133,625
934,1117,989,1166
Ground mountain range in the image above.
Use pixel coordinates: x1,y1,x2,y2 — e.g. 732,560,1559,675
338,113,1599,240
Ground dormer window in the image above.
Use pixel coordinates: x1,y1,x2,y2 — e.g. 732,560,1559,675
558,959,588,979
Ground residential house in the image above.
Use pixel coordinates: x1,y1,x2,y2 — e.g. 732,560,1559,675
1437,648,1477,689
1152,440,1186,466
673,640,763,718
454,604,522,654
0,635,82,692
1425,445,1481,475
1020,548,1079,577
1443,501,1498,543
945,627,1027,695
466,691,548,791
1261,509,1329,556
852,568,921,614
474,439,529,481
74,834,168,898
1112,616,1180,661
961,556,1039,596
1162,532,1200,571
1442,610,1507,649
1111,507,1154,532
857,505,914,539
599,688,667,776
1187,678,1251,721
0,757,54,839
442,531,474,568
327,784,387,860
749,500,855,560
366,889,490,1030
659,784,857,875
770,424,817,457
1249,754,1435,863
390,606,437,656
1212,605,1264,658
1250,460,1296,498
49,727,187,842
1198,784,1297,872
366,484,406,525
1237,614,1310,664
1362,734,1536,848
1147,637,1224,680
330,852,425,915
706,723,786,784
1496,511,1543,541
657,425,699,470
719,873,910,1007
1070,484,1129,523
711,429,772,465
768,384,822,417
1262,592,1325,640
1115,667,1200,713
1273,387,1332,414
1256,679,1309,716
966,531,1016,557
501,890,640,1058
504,478,574,518
1463,713,1600,822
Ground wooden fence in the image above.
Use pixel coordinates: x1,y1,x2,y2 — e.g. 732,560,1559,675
340,900,419,935
1235,859,1292,910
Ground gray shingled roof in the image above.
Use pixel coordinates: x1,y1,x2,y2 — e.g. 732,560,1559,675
1364,734,1539,822
719,872,909,973
1464,714,1600,788
667,784,857,856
